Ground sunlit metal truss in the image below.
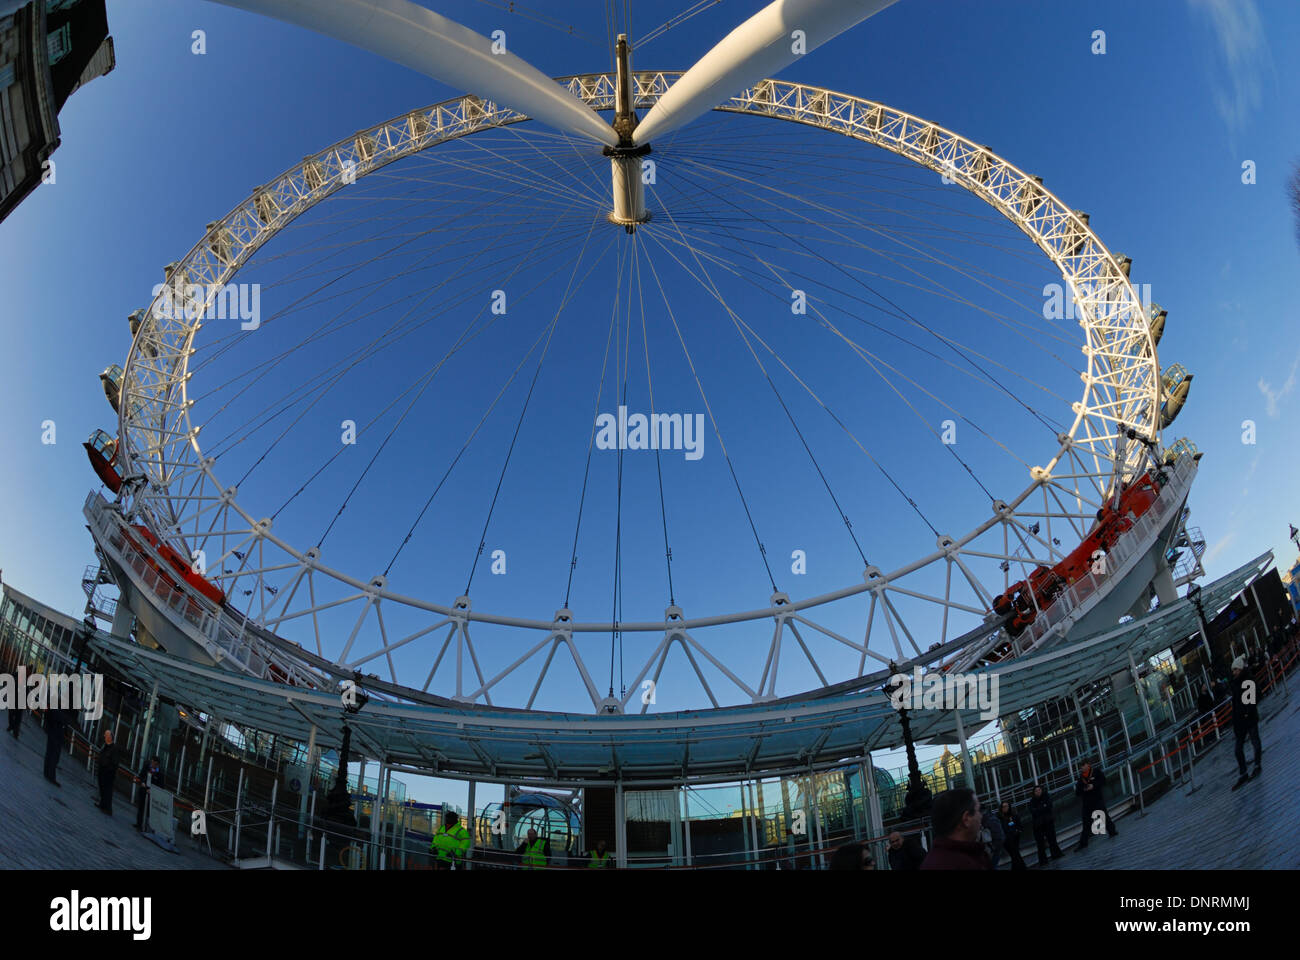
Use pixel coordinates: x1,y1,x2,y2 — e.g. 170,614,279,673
109,75,1172,713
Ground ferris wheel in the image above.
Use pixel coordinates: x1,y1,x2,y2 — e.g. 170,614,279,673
86,0,1200,719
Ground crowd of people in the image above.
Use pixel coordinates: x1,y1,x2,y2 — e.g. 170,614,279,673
828,636,1284,870
819,760,1111,871
903,765,1109,871
5,699,168,833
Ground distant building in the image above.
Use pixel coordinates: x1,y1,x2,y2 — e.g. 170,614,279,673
932,746,961,792
0,0,114,224
1284,557,1300,612
0,579,88,670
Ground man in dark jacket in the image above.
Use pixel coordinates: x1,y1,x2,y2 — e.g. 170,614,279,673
920,788,991,870
997,800,1028,871
1074,761,1117,849
5,702,21,738
1028,783,1064,862
1230,655,1261,789
1196,682,1215,717
135,757,163,831
94,730,120,814
42,707,69,786
1212,677,1229,703
886,831,925,871
1195,683,1216,740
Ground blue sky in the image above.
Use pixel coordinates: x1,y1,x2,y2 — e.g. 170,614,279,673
2,0,1299,805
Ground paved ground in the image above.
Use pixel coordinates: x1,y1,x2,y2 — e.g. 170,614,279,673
0,718,225,870
1039,692,1300,870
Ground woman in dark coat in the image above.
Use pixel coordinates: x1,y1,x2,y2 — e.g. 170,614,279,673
1074,761,1118,848
1028,782,1064,863
997,800,1028,871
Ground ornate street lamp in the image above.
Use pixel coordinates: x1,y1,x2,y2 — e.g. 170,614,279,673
884,661,932,818
1187,582,1215,672
322,723,356,830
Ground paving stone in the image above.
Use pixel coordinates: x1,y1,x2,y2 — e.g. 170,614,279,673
1033,696,1299,870
0,722,226,870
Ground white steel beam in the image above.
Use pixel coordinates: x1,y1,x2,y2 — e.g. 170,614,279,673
634,0,899,143
208,0,618,146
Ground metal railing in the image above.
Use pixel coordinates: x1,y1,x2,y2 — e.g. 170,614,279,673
1024,455,1194,647
85,492,315,686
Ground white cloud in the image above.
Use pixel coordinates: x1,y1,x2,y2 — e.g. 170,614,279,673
1258,352,1300,417
1203,530,1236,567
1187,0,1268,133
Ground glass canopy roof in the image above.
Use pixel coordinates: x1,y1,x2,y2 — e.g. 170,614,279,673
89,552,1270,787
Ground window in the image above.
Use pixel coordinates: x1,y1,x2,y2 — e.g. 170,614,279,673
47,24,71,65
0,64,14,92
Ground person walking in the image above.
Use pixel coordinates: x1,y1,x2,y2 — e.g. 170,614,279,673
997,800,1028,871
135,756,163,831
981,804,1005,869
1028,783,1064,863
886,831,925,871
1230,655,1262,790
94,730,120,814
42,706,69,786
429,810,471,869
1074,761,1118,850
920,789,992,870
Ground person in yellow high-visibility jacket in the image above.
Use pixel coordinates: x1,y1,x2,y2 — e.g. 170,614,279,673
514,827,549,870
587,839,612,868
429,811,471,869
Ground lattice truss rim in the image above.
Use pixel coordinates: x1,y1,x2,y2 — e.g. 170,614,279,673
113,72,1165,712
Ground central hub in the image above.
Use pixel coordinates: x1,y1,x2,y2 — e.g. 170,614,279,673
606,34,651,232
605,144,651,230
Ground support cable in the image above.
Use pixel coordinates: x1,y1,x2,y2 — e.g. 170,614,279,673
563,241,626,608
464,214,604,595
639,222,780,594
633,231,678,605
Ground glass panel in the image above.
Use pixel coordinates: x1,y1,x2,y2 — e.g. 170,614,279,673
625,787,677,867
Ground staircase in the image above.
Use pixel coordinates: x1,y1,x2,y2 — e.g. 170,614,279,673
81,560,117,624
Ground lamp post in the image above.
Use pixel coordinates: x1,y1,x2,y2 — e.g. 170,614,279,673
73,615,95,674
323,724,356,827
321,723,358,867
884,661,932,819
1188,583,1214,676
